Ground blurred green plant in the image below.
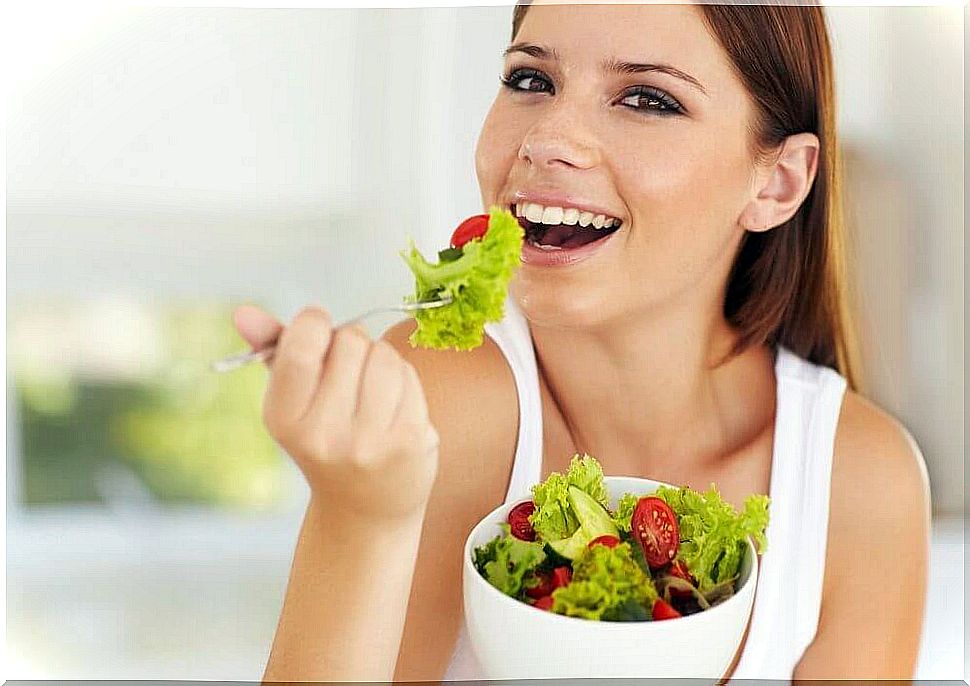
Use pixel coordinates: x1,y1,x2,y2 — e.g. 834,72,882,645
13,300,284,508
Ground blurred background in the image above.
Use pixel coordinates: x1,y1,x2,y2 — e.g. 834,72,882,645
5,3,965,680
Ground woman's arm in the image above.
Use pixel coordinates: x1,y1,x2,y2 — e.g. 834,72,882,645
263,500,428,682
382,320,520,682
794,391,931,680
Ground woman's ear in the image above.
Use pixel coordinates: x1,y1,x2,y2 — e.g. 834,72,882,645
740,132,820,232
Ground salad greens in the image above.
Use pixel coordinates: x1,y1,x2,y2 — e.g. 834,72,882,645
472,454,771,622
399,206,523,351
529,453,610,541
551,542,658,620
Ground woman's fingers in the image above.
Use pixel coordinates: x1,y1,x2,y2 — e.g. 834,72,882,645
264,307,333,433
233,304,283,361
305,324,371,430
355,340,408,442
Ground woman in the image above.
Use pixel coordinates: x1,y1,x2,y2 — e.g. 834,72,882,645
234,2,931,681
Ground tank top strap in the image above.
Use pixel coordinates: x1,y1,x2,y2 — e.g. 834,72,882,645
483,295,544,505
730,346,848,679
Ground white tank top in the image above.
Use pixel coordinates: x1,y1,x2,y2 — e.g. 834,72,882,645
443,295,848,682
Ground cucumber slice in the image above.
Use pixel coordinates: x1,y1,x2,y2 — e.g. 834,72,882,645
546,487,620,560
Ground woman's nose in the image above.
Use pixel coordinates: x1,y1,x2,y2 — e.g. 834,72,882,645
517,110,600,170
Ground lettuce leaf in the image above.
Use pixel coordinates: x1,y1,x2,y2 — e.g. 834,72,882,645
473,523,546,598
399,206,523,351
653,484,769,592
612,492,638,533
528,453,610,541
550,542,658,621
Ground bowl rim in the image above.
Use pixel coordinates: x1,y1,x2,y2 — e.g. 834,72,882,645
463,475,760,628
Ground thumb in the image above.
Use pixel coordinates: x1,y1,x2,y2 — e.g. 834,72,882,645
232,304,283,351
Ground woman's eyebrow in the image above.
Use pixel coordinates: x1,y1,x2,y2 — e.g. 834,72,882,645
503,43,560,61
603,58,709,98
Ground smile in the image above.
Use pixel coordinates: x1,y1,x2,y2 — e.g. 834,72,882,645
511,202,624,250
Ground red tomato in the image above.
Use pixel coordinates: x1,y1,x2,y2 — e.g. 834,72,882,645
631,496,680,568
533,595,555,611
525,571,554,599
507,501,537,541
652,598,682,621
669,559,694,584
450,214,490,249
587,535,621,550
551,566,572,589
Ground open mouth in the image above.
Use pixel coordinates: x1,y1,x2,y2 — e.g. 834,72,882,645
512,203,623,251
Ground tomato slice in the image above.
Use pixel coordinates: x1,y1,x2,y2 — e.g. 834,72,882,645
533,595,555,611
652,598,682,621
669,559,694,584
450,214,490,249
587,535,621,550
631,496,680,568
551,566,572,589
525,571,554,599
508,501,537,541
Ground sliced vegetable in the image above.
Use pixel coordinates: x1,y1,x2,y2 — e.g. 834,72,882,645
588,535,621,549
508,501,537,541
652,598,682,621
546,486,619,560
529,453,610,541
524,571,555,599
450,214,490,249
631,496,680,568
551,566,572,589
533,595,555,611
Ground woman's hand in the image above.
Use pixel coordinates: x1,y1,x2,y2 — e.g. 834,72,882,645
233,303,440,521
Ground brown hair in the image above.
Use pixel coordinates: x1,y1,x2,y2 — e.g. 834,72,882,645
511,2,861,390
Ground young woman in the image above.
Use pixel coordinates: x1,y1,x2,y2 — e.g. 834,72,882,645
233,2,931,681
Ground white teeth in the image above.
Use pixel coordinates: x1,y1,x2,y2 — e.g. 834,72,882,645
525,203,544,223
541,206,564,225
511,201,621,229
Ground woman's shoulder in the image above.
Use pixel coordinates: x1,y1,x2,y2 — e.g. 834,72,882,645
380,319,519,505
823,388,931,596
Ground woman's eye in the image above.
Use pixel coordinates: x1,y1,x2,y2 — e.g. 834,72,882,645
501,68,554,94
619,87,684,115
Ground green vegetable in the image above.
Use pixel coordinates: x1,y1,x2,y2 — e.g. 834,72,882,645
653,484,769,592
529,453,610,541
612,492,638,533
547,486,619,560
473,523,546,598
550,542,658,620
399,206,523,351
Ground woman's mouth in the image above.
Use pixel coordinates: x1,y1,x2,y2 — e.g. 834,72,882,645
511,201,623,266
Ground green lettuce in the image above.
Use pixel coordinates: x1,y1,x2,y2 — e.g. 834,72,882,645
399,206,523,351
612,492,638,533
653,484,769,592
550,542,658,620
473,523,546,598
528,453,610,541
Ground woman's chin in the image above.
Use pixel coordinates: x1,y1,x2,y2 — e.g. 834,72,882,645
511,280,615,331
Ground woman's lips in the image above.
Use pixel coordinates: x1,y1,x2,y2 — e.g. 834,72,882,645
520,227,619,267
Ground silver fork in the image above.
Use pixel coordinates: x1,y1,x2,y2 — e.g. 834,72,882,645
210,294,453,373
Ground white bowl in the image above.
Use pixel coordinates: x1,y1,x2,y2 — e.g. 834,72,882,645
462,476,758,680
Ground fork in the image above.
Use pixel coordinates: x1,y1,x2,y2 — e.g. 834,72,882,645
210,294,454,373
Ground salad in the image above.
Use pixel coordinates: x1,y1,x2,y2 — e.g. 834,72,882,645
399,206,523,351
473,455,770,621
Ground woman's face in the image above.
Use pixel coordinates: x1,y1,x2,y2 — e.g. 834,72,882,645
476,3,763,330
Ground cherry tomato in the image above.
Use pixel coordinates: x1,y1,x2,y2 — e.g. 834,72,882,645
508,501,537,541
631,496,680,568
669,559,695,584
551,566,572,589
533,595,555,611
652,598,682,621
449,214,490,249
587,535,621,550
525,571,555,599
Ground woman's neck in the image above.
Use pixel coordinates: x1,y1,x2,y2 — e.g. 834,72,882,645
528,297,776,474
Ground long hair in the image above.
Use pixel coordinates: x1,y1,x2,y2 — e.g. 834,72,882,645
511,3,861,390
